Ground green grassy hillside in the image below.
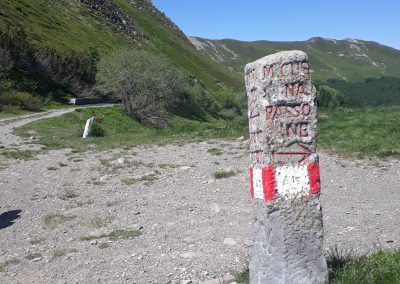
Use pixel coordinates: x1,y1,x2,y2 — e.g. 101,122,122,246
189,36,400,82
0,0,241,93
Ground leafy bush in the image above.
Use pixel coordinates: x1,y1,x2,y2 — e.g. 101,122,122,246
0,91,43,111
316,85,345,108
89,123,106,137
172,82,222,120
96,49,184,128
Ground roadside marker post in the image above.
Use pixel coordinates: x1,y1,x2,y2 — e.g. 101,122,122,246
245,51,328,283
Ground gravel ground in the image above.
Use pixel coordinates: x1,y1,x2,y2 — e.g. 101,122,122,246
0,112,399,283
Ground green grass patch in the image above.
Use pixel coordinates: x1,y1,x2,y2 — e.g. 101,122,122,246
1,150,38,160
0,109,36,120
51,248,78,260
120,178,139,185
80,229,141,241
24,253,42,261
90,216,114,229
44,213,76,229
158,163,180,169
58,190,78,201
121,172,159,186
319,107,400,158
0,258,20,272
235,249,400,284
15,106,248,152
207,148,223,156
329,249,400,284
214,170,237,179
30,237,45,245
108,229,141,240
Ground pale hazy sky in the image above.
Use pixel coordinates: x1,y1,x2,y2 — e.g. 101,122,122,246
152,0,400,50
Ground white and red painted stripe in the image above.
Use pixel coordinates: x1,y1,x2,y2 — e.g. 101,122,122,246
249,162,320,201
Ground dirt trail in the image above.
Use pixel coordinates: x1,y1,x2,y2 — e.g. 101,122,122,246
0,104,114,149
0,111,399,283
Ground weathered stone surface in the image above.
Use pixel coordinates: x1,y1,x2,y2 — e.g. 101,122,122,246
245,51,327,283
246,50,317,168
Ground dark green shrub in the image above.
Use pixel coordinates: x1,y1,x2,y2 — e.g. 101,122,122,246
89,123,106,137
0,91,43,111
316,85,345,108
96,49,184,129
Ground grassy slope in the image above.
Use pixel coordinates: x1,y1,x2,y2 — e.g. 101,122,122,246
0,0,242,92
114,0,242,91
13,106,247,151
9,106,400,159
319,107,400,158
0,0,127,53
192,37,400,82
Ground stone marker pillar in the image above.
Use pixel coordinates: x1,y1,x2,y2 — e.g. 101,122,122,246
245,51,327,283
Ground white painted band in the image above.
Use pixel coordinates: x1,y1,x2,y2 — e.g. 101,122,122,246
275,165,310,199
252,168,264,200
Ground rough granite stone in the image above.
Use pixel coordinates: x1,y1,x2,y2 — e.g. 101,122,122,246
245,50,328,283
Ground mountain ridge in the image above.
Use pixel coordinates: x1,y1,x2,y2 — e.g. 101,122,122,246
189,36,400,82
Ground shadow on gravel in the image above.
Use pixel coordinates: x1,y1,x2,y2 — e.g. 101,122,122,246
0,209,22,229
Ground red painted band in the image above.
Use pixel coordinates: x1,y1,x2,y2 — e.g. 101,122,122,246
249,167,254,199
308,162,321,194
262,165,276,202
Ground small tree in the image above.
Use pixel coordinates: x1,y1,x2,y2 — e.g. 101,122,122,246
316,85,345,108
96,49,183,128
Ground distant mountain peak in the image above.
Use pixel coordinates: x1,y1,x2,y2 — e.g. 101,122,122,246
190,36,400,82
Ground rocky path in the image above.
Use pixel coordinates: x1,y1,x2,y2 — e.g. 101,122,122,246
0,113,399,283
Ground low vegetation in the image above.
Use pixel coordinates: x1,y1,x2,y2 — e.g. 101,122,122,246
24,253,42,261
51,248,78,260
80,229,141,241
329,249,400,283
0,258,20,272
319,107,400,158
214,170,237,179
58,190,78,201
96,49,184,128
15,106,248,151
207,148,223,156
90,216,114,229
30,237,45,245
0,149,38,160
44,213,76,229
14,105,400,158
236,249,400,284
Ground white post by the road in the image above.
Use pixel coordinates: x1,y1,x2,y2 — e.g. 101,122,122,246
82,117,95,138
